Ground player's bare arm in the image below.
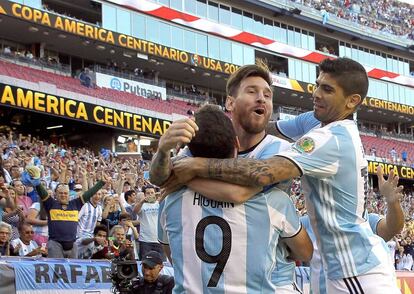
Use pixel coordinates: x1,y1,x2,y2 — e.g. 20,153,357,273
282,227,313,262
172,156,301,188
149,118,198,186
376,166,404,241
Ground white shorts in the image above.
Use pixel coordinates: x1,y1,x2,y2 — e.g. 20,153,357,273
326,256,400,294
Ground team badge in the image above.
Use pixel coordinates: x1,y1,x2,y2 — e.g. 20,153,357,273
294,137,315,153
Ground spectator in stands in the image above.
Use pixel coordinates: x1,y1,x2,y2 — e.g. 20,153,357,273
0,222,13,256
79,67,92,88
75,187,103,249
3,46,12,55
3,188,24,240
133,185,164,260
107,225,135,260
78,224,108,259
11,180,32,216
26,200,48,246
0,175,15,221
9,166,21,181
11,223,47,257
102,193,125,230
0,156,12,184
33,173,109,258
119,212,139,245
390,147,398,162
25,51,34,60
402,150,408,162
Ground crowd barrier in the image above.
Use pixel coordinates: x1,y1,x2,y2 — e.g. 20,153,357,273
0,257,412,293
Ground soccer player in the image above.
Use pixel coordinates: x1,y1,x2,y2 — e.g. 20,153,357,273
302,166,404,293
158,105,312,293
169,58,400,293
151,63,311,292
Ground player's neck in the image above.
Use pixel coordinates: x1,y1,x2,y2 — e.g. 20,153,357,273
237,130,266,152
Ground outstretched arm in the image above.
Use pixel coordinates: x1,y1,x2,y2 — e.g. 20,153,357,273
375,166,404,241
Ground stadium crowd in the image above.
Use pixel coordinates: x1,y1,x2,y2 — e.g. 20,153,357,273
0,127,412,272
293,0,414,40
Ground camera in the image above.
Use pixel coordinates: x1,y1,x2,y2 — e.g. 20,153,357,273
110,259,143,294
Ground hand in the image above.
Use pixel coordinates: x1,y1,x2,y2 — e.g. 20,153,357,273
60,162,67,171
102,172,112,184
16,206,24,217
377,166,403,205
160,173,184,201
169,157,199,186
80,168,87,177
158,118,198,153
13,243,21,254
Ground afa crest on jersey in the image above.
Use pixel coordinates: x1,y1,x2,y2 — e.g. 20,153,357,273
293,137,315,153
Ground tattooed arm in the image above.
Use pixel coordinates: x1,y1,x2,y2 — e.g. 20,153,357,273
172,155,302,188
149,151,172,186
149,118,198,186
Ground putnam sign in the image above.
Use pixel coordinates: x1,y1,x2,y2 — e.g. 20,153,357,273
2,1,239,74
368,160,414,181
0,83,171,137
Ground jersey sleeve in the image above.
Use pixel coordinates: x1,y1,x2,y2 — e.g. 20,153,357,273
157,200,169,245
368,213,383,234
266,189,301,238
277,127,340,179
276,111,320,141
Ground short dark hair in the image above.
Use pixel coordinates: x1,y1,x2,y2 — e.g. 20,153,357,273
119,212,132,221
124,190,135,202
319,58,368,101
226,61,272,97
94,224,107,235
142,185,155,194
188,105,236,159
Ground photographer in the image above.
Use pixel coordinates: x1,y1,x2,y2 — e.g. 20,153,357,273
135,251,174,294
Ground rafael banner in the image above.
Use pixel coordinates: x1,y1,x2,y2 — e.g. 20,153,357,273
95,72,167,101
12,258,112,294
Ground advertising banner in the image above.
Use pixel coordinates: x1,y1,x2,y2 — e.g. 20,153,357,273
0,83,171,137
95,72,167,101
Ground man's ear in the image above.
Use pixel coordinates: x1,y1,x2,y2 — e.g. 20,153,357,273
346,94,362,110
225,95,235,112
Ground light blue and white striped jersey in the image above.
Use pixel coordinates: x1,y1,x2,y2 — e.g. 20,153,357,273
76,202,102,239
301,213,383,293
237,135,298,288
277,111,320,141
158,187,300,294
278,119,389,280
238,134,291,160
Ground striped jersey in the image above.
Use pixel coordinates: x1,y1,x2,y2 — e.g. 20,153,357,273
301,213,383,293
237,134,298,288
76,201,102,239
238,134,291,160
276,111,320,141
158,187,300,294
278,119,389,279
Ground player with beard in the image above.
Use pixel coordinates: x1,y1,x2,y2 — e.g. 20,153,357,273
168,58,401,293
151,63,312,292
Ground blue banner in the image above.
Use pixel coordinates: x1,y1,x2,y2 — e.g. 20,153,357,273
12,258,112,292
